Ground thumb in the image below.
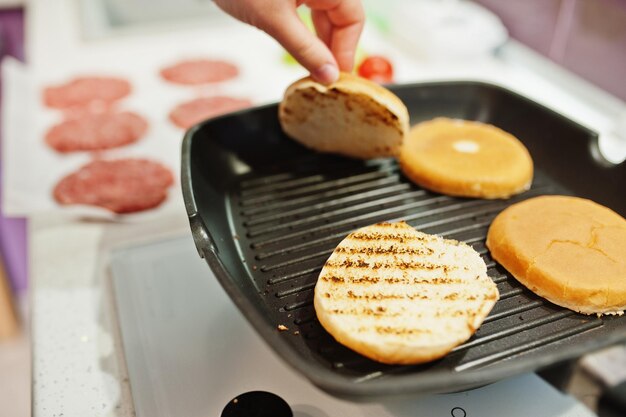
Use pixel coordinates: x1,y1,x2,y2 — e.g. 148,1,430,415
261,9,339,84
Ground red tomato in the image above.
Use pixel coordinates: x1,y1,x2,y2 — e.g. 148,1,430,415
357,56,394,83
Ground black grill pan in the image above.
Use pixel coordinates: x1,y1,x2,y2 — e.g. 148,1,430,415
181,81,626,399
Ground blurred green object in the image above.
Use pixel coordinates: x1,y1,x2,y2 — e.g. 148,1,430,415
299,7,314,30
282,46,368,69
353,47,368,67
365,1,391,34
281,8,313,66
280,4,382,69
282,51,299,66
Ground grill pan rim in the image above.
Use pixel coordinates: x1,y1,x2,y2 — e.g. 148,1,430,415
181,80,626,399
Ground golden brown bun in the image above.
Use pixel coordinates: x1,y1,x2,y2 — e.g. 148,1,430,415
400,118,533,199
314,221,499,365
486,196,626,315
278,73,409,159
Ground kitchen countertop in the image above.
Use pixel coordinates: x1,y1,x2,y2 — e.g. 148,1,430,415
24,1,626,416
31,212,190,417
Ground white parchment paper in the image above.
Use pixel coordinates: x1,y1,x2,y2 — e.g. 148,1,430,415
1,24,302,221
2,22,416,221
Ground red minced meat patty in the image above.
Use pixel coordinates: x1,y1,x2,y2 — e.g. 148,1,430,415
169,96,252,129
43,76,132,109
53,158,174,214
45,111,148,153
160,59,239,85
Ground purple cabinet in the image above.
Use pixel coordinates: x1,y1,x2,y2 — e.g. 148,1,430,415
476,0,626,101
0,8,27,295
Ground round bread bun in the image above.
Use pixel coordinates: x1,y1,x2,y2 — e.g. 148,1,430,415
400,118,533,198
486,196,626,315
314,221,499,365
278,72,409,159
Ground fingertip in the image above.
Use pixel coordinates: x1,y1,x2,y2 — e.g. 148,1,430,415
312,63,340,85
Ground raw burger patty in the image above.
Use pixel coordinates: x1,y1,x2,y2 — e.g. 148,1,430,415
169,96,252,129
43,76,132,109
45,111,148,153
160,59,239,85
53,159,174,214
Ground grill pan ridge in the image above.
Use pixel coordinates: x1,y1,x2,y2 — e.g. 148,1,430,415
182,81,626,399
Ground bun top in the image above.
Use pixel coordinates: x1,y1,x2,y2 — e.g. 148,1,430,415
487,195,626,314
284,72,409,131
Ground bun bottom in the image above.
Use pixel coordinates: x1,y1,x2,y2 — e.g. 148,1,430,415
400,118,533,199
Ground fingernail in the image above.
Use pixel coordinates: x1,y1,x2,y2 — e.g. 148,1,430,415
313,63,339,84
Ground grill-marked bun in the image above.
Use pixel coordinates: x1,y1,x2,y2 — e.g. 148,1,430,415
400,118,533,199
314,221,499,365
487,195,626,315
279,73,409,159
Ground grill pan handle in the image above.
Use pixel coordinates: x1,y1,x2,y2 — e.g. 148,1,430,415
582,344,626,417
189,214,218,258
599,381,626,417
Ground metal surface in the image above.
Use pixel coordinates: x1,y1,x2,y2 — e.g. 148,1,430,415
181,81,626,398
110,235,597,417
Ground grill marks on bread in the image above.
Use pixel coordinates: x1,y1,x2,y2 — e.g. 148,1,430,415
314,221,499,365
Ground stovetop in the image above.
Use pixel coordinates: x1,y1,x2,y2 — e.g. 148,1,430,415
110,235,597,417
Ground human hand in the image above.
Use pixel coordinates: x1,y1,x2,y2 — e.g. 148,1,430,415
214,0,365,84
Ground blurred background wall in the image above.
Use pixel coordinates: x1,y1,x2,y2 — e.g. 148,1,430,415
476,0,626,101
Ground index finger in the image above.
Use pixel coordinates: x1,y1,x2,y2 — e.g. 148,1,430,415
306,0,365,71
260,7,340,84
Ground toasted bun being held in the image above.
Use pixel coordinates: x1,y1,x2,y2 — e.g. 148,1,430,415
487,195,626,315
400,118,533,199
314,221,499,365
279,73,409,159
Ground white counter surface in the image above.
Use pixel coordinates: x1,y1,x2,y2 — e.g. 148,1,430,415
24,1,626,416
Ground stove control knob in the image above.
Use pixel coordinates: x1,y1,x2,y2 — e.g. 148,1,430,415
221,391,293,417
